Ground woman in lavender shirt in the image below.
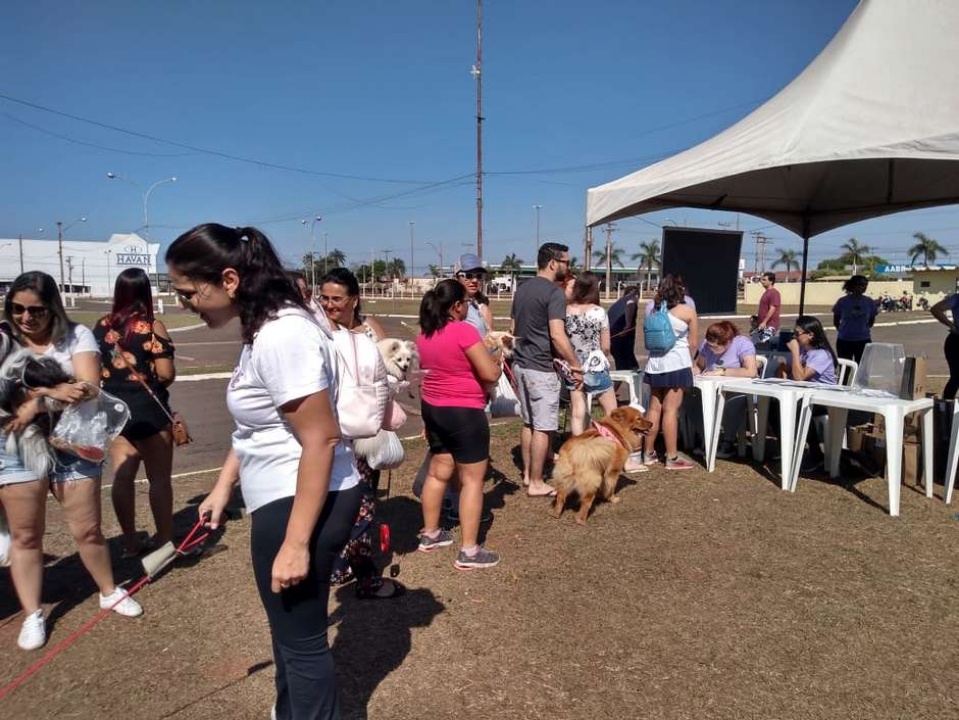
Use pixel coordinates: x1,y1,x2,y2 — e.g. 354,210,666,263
777,316,837,471
693,321,758,457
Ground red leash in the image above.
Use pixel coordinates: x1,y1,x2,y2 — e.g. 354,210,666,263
0,517,209,700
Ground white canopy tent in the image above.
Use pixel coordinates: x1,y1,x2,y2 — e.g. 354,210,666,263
587,0,959,312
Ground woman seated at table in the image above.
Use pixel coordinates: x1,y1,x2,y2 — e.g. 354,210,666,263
775,316,838,471
692,321,758,458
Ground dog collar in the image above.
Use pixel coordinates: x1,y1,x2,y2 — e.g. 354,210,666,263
591,420,626,449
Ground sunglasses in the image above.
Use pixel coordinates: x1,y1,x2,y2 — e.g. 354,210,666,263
174,287,199,303
11,303,49,318
319,294,351,306
457,272,485,281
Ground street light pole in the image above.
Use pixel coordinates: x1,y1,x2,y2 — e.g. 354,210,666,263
107,173,177,290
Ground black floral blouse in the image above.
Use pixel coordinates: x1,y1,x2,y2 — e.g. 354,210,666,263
93,315,175,398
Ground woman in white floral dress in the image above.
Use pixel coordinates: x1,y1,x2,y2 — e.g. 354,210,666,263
564,272,618,435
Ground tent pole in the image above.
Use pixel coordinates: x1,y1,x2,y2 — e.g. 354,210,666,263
798,234,810,316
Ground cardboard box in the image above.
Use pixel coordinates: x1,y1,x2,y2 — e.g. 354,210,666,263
903,436,921,486
900,356,927,400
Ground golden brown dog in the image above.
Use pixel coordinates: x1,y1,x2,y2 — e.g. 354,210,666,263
550,406,652,525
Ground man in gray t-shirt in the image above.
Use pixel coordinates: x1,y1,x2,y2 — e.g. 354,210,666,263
509,242,581,497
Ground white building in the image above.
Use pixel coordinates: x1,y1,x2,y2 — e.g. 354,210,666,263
0,233,160,296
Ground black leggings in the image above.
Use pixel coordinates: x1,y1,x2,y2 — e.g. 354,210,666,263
945,334,959,400
836,338,869,364
250,487,361,720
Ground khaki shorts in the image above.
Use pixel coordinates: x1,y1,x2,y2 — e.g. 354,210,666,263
514,366,561,431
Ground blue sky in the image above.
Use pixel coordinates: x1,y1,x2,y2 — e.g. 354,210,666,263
3,0,954,275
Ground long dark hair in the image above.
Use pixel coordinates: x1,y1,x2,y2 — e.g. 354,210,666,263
4,271,71,345
109,268,155,344
569,272,601,305
321,267,363,326
165,223,305,343
419,279,465,338
654,274,685,309
795,315,838,369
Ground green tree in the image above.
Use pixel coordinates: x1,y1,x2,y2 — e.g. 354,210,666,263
500,253,523,273
771,248,800,280
839,237,872,274
909,232,948,267
386,257,407,279
631,239,661,291
593,242,626,269
427,264,442,279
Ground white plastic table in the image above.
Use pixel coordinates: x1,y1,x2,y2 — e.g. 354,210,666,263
691,375,736,464
708,378,824,489
792,390,934,516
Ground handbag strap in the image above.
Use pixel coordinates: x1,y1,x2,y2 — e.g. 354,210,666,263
110,331,177,426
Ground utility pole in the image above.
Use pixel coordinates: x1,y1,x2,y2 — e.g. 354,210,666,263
604,223,616,300
66,256,75,294
57,222,65,293
751,231,769,275
585,226,593,271
81,258,86,295
471,0,484,261
323,232,329,276
18,234,24,274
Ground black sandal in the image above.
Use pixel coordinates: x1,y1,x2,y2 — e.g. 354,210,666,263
355,577,406,600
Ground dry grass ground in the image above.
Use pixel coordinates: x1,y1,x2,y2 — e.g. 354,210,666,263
3,420,959,719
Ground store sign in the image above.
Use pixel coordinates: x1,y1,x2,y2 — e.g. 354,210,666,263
115,244,151,267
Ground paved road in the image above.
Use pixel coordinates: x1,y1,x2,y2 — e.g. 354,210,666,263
147,309,950,484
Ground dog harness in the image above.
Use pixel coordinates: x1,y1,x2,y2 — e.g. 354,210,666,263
591,419,626,449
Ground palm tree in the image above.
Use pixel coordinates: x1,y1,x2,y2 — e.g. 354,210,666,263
387,257,407,279
772,248,800,281
326,248,347,268
631,239,661,292
427,264,441,279
593,242,626,269
908,232,948,267
568,256,582,274
839,237,871,274
500,253,523,273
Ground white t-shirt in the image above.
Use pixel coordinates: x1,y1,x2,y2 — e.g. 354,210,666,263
226,308,359,513
44,323,99,375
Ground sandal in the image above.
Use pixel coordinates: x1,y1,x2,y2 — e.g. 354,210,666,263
355,577,406,600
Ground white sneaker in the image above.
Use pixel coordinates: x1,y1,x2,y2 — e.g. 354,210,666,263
99,587,144,617
18,609,46,651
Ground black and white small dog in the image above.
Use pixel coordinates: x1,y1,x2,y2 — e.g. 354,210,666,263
0,322,73,477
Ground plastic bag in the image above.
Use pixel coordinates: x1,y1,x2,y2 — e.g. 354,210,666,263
50,390,130,464
353,430,405,470
490,372,521,418
0,506,10,568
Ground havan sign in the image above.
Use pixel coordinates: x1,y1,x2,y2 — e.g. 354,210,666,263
115,245,151,267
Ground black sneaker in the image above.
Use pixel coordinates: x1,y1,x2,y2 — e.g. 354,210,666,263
445,507,493,525
417,529,454,553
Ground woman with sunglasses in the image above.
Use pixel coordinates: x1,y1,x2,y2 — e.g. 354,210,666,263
1,271,143,651
93,268,177,558
692,320,758,458
317,267,404,600
168,225,360,719
776,315,838,471
455,253,493,337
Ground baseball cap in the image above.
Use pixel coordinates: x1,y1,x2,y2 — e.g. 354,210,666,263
456,253,484,273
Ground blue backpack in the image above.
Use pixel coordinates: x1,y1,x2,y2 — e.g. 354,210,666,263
644,301,677,354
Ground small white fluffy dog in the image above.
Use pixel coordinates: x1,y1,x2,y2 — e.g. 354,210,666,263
377,338,417,382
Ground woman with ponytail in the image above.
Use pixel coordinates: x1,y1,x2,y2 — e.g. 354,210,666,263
415,279,502,570
166,223,360,720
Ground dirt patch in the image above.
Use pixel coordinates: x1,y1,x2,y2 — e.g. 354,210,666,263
3,422,959,719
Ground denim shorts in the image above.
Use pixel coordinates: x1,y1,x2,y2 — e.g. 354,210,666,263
565,369,613,394
50,452,102,483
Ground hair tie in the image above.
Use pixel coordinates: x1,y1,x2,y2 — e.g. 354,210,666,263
236,227,249,242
